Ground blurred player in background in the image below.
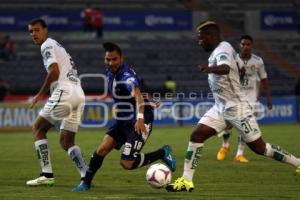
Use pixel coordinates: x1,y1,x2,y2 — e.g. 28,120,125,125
216,35,272,163
166,20,300,192
72,42,176,191
26,18,87,186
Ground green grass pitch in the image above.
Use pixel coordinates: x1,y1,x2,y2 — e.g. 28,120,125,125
0,124,300,200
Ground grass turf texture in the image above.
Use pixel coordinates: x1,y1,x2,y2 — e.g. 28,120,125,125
0,124,299,200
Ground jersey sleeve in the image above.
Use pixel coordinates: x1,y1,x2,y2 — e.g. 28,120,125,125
124,75,139,95
41,42,57,70
257,58,267,80
214,43,234,67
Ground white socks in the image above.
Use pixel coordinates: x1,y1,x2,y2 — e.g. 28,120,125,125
264,143,300,167
67,145,88,178
182,142,204,181
236,135,246,157
35,139,53,174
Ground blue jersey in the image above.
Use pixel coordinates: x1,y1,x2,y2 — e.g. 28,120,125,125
106,64,140,120
105,64,154,158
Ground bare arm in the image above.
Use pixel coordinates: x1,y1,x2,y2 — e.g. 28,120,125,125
200,64,230,75
261,78,272,109
30,63,59,108
132,87,146,134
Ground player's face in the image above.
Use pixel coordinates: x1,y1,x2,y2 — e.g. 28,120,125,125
104,50,123,73
239,39,252,56
198,31,214,52
28,23,48,45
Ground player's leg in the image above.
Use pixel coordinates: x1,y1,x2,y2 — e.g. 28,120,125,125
60,130,87,180
26,115,55,186
120,146,173,170
216,129,231,161
166,123,217,192
119,122,176,172
60,102,87,180
72,134,116,191
230,108,300,170
26,90,62,186
234,134,249,163
247,137,300,168
166,105,226,192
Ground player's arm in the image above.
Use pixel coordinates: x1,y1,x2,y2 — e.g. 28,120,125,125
199,64,230,75
200,49,232,75
258,59,272,109
132,87,146,134
260,78,272,109
30,63,59,108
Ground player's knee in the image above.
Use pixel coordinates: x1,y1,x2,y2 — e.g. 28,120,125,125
190,124,215,143
32,123,46,139
120,160,134,170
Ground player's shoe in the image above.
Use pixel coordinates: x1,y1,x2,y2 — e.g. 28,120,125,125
162,145,176,172
234,155,249,163
296,166,300,174
166,177,194,192
26,175,55,186
72,182,90,191
216,147,229,161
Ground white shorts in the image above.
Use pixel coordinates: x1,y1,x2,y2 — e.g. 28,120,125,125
249,101,265,120
39,85,85,133
199,104,261,143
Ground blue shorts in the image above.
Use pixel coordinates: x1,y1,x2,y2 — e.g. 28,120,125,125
106,107,154,160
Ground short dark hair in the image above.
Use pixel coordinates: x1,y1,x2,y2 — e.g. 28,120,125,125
29,18,48,28
103,42,122,56
239,35,253,43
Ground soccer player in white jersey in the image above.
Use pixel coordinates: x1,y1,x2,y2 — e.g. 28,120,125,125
166,20,300,192
26,18,88,186
216,35,273,163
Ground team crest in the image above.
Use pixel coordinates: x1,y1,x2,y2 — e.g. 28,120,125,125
251,65,256,72
126,77,135,84
219,55,228,61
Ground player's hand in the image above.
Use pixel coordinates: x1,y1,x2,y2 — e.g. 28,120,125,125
30,94,43,108
150,101,160,109
267,98,272,110
135,118,147,135
199,64,211,73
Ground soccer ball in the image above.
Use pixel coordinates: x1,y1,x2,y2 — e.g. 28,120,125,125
146,163,171,188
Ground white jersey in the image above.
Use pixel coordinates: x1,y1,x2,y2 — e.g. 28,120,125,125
207,41,247,111
236,54,267,103
41,38,80,91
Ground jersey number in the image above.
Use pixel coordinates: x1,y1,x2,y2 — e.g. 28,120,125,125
241,121,253,134
133,141,143,150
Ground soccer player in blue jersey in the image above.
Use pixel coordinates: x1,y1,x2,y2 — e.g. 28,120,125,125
72,42,176,191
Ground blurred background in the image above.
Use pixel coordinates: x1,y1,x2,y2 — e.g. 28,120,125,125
0,0,299,129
